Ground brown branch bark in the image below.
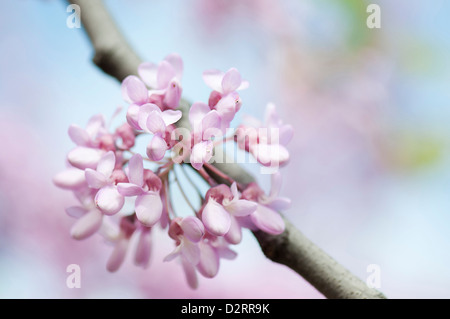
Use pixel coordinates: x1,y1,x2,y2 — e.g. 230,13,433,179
67,0,386,299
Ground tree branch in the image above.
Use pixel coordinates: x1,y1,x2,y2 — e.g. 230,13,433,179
67,0,386,299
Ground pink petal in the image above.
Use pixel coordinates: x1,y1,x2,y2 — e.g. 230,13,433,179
135,193,162,226
164,53,183,80
68,124,90,146
196,242,219,278
138,103,161,132
225,199,257,217
251,143,290,167
182,239,201,265
138,62,158,88
95,186,125,215
53,168,86,190
157,60,176,89
250,205,285,235
180,216,205,243
117,183,144,196
267,197,291,211
230,182,239,199
126,104,141,130
202,199,231,236
181,256,198,289
127,153,144,186
97,151,115,178
146,134,168,161
134,228,152,268
221,68,242,94
280,124,294,145
146,111,166,134
189,102,210,129
163,245,182,262
224,215,242,245
106,238,129,272
65,206,87,218
202,69,224,93
190,141,213,170
237,80,249,91
70,209,103,240
85,168,107,189
161,109,182,126
162,79,182,109
122,75,148,104
86,114,106,138
214,95,237,123
67,147,104,170
201,110,221,133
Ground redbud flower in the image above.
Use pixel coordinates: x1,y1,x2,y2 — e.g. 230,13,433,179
137,103,182,161
85,151,125,215
117,154,163,226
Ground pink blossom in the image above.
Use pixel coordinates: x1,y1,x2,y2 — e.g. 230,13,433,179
85,151,125,215
189,102,222,170
237,103,293,168
65,199,103,240
203,67,248,131
201,183,257,239
164,216,205,288
117,154,163,226
138,53,183,109
241,172,290,235
137,103,182,161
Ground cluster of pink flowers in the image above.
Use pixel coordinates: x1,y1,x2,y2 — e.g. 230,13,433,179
54,54,293,288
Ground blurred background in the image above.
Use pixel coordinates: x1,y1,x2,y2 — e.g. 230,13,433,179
1,0,449,298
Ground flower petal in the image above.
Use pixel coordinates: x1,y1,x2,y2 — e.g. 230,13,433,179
164,53,183,80
189,102,210,129
146,111,166,134
180,216,205,243
224,215,242,245
127,153,144,187
97,151,115,178
250,205,285,235
225,199,257,217
267,197,291,211
182,239,201,265
202,199,231,236
163,79,182,109
65,206,87,218
161,109,182,126
201,110,221,133
203,69,224,93
85,168,108,189
106,238,129,272
163,245,182,262
70,209,103,240
181,256,198,289
221,67,242,94
135,193,163,226
146,134,168,161
157,60,176,89
196,242,219,278
251,143,290,167
126,104,141,130
237,80,249,91
134,228,152,268
138,103,161,132
67,147,103,170
53,168,86,190
190,141,213,170
117,183,144,196
95,186,125,215
138,62,158,88
68,124,90,146
122,75,148,104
